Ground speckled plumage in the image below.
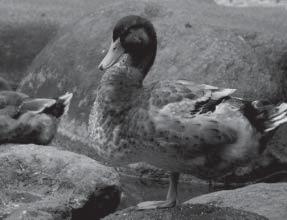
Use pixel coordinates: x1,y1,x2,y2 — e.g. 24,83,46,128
89,15,287,182
89,64,264,179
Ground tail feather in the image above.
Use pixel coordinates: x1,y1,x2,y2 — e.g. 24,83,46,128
254,102,287,132
42,92,73,117
19,92,73,118
58,92,73,115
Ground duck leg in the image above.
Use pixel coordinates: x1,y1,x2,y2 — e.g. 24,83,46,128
137,172,180,210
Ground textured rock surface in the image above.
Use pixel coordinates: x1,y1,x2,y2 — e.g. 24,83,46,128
0,144,121,220
186,183,287,220
215,0,287,8
0,0,118,86
103,203,267,220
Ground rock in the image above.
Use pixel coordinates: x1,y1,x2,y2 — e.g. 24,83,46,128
0,77,12,91
0,144,121,220
18,0,287,162
264,124,287,164
0,22,57,87
103,204,267,220
214,0,287,8
0,0,119,87
185,183,287,220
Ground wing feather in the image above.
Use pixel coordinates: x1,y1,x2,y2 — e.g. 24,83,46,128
146,80,238,149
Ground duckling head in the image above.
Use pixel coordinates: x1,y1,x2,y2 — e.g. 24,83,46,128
98,15,157,77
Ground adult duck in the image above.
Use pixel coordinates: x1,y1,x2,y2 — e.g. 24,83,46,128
0,91,73,145
89,15,287,209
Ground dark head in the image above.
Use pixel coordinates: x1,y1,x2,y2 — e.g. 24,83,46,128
98,15,157,77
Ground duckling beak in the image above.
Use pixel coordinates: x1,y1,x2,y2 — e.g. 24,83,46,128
98,38,124,70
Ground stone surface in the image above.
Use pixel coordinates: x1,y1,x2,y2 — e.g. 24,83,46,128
103,203,267,220
0,0,118,86
186,183,287,220
0,144,121,220
18,0,287,162
264,124,287,164
215,0,287,8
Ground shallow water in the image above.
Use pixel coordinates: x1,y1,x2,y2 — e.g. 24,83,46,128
119,174,212,209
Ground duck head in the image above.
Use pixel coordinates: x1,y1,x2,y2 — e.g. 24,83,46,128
98,15,157,77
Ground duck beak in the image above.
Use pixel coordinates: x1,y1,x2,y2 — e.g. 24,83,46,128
98,38,124,70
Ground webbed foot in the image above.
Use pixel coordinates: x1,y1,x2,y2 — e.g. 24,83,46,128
137,200,176,210
137,172,180,210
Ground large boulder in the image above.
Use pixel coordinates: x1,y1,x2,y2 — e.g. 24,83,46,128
0,144,121,220
0,22,57,88
0,0,118,87
103,203,267,220
185,183,287,220
18,0,287,161
214,0,287,8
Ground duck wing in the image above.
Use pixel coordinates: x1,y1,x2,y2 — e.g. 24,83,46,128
0,91,29,108
19,92,73,118
147,80,236,117
145,80,238,148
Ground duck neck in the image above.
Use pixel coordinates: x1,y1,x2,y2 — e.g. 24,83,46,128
96,65,143,119
130,50,156,77
129,41,157,77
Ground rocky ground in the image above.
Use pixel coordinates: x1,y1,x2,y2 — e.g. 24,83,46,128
0,0,287,219
0,144,120,219
103,204,267,220
186,183,287,220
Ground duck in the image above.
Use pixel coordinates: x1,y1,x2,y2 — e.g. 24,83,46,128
0,90,73,145
89,15,287,209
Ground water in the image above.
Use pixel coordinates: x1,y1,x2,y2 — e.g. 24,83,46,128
119,174,211,209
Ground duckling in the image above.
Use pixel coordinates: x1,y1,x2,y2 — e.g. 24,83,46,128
0,92,73,145
89,15,287,209
0,90,30,117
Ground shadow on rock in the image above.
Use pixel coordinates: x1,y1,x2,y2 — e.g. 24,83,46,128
0,22,58,87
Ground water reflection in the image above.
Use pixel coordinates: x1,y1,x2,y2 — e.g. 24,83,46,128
119,174,211,209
